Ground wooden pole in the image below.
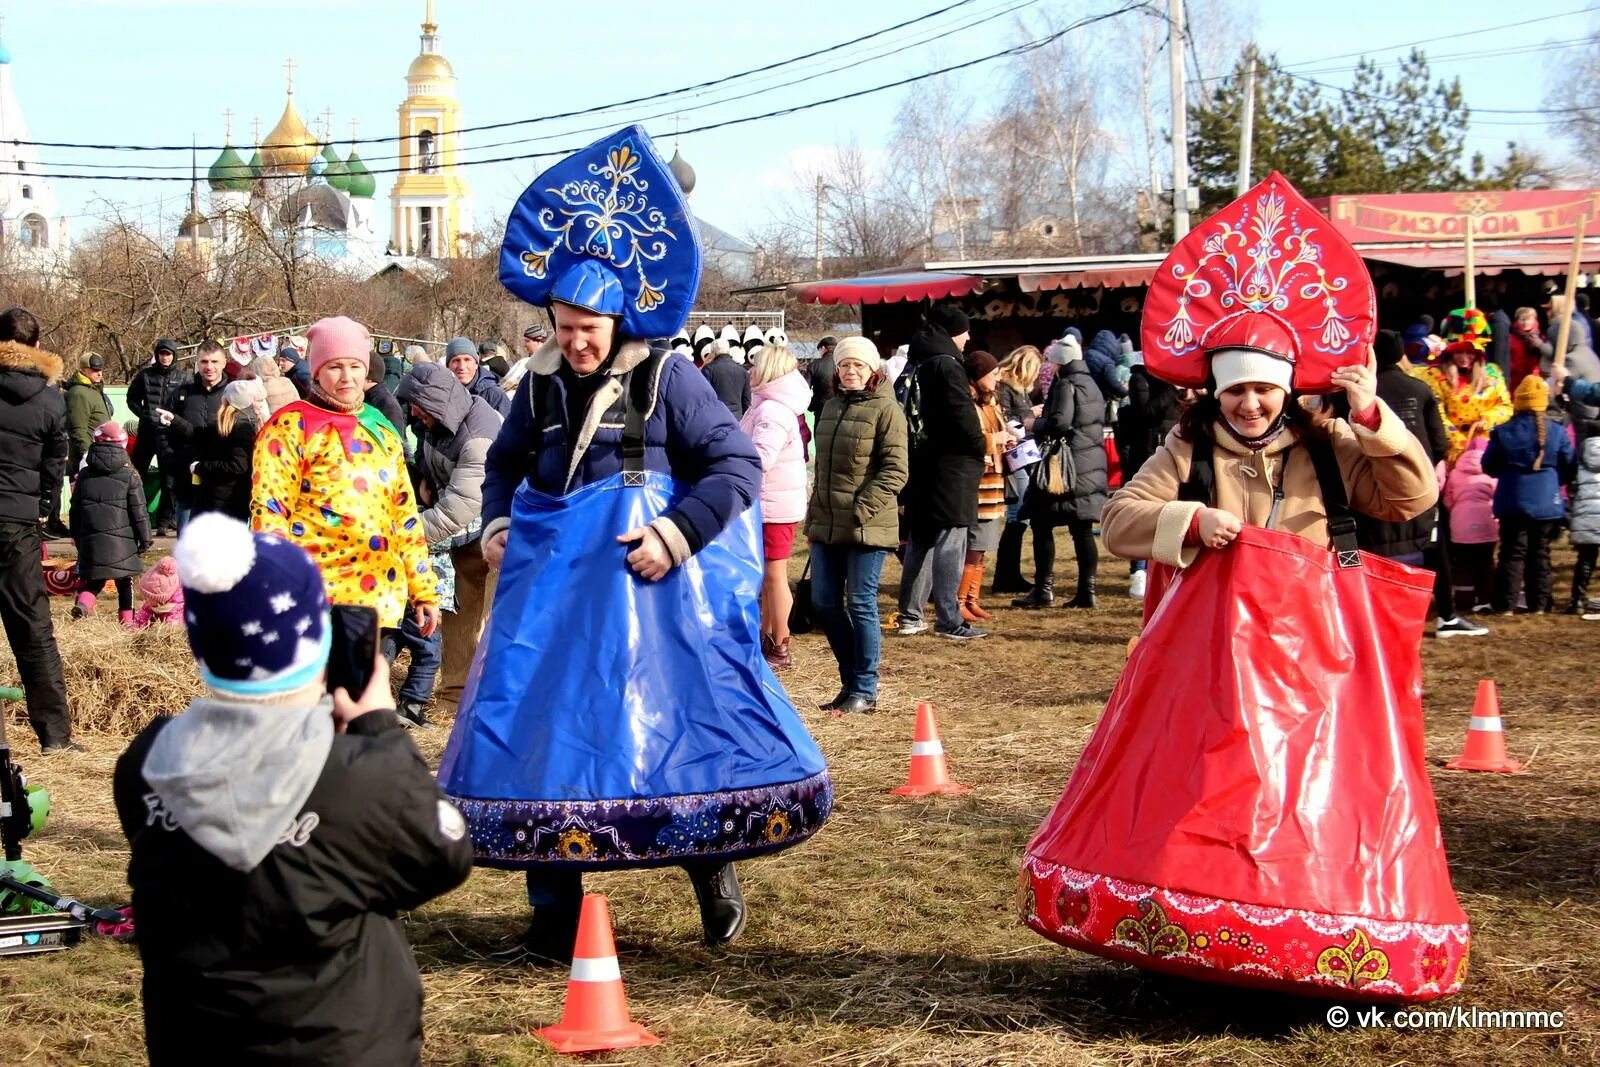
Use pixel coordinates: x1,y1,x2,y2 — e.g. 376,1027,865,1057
1462,215,1476,310
1552,217,1587,378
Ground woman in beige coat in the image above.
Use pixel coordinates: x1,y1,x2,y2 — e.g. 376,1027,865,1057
1102,350,1437,569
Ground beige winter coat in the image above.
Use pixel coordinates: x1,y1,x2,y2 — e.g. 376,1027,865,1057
249,356,301,414
1101,400,1437,568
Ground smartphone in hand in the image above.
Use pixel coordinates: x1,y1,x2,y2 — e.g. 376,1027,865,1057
326,606,380,696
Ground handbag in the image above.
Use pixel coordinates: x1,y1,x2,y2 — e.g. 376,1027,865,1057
1038,436,1077,496
789,559,814,634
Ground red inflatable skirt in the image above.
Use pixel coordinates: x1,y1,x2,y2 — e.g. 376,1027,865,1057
1021,525,1469,1001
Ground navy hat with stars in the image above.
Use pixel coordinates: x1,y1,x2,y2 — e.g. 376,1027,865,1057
175,513,331,700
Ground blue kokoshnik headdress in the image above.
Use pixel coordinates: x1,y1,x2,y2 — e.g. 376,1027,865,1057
499,125,702,339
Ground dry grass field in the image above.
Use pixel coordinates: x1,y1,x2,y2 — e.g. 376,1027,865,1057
1,537,1596,1066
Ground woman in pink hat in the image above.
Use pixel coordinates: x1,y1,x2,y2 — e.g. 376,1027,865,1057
250,316,439,723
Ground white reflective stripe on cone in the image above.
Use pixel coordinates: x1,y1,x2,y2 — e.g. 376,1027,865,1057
911,740,944,757
1468,716,1504,732
568,956,622,983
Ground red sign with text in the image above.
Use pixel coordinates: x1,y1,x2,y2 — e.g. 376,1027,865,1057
1310,190,1600,243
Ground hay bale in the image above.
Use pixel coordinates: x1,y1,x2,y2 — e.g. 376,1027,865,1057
0,613,201,738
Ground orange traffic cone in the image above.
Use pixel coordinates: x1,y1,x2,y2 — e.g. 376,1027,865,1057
1445,680,1522,773
535,894,660,1054
891,702,973,796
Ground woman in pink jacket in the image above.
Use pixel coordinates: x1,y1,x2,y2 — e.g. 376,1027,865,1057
1444,437,1499,613
740,345,811,669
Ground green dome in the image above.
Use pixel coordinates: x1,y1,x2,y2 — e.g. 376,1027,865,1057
344,148,376,199
321,144,350,192
247,149,265,179
207,144,251,192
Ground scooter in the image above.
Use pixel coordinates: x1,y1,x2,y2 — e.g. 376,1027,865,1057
0,687,131,955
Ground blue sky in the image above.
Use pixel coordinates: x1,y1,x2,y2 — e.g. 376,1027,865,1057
2,0,1588,247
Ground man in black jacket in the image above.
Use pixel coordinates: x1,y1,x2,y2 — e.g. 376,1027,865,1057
895,305,988,639
0,307,75,751
701,338,751,419
807,335,838,419
155,340,229,532
115,514,472,1066
127,338,185,533
1356,330,1486,638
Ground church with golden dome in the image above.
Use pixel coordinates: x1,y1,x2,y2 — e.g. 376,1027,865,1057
185,1,472,272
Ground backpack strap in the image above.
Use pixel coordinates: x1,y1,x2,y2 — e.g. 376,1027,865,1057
1179,432,1214,504
620,348,665,481
1306,432,1362,567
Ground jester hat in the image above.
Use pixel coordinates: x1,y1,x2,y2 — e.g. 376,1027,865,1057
1141,172,1376,394
500,125,703,339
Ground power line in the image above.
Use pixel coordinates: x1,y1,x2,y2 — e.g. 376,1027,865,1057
1278,4,1599,69
1288,37,1589,78
24,0,1048,175
1282,69,1597,116
13,3,1153,184
3,0,991,154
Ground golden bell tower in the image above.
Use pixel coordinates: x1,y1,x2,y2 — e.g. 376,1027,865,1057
389,1,473,257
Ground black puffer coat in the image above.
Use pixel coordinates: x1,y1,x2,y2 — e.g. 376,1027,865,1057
69,441,150,582
114,709,474,1067
128,361,185,429
190,416,259,521
0,341,69,525
1023,359,1107,524
902,326,986,534
1114,365,1180,479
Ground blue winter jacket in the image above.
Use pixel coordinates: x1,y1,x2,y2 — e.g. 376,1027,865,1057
1085,330,1130,401
1483,412,1577,522
481,339,760,561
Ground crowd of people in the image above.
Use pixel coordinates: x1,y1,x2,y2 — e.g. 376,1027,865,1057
0,136,1594,1060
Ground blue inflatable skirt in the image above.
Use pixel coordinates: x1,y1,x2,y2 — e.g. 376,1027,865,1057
439,472,832,870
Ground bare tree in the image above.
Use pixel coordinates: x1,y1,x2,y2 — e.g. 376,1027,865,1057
1544,24,1600,179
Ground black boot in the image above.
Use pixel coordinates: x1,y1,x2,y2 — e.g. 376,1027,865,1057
1569,554,1595,615
1012,576,1054,608
686,861,747,947
1067,574,1097,609
991,522,1031,594
494,898,582,966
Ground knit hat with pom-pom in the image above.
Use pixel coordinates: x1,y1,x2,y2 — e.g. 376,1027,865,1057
175,513,331,701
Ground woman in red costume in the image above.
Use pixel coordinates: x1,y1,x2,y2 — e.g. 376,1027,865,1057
1019,173,1471,1002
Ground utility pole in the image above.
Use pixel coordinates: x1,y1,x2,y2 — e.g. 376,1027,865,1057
1236,46,1257,197
814,172,826,279
1169,0,1190,239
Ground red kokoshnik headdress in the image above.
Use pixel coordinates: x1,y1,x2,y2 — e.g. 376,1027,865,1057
1141,172,1376,394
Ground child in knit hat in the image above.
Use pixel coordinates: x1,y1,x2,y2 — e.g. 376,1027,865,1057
128,556,184,629
1483,375,1579,612
69,421,151,622
113,513,472,1066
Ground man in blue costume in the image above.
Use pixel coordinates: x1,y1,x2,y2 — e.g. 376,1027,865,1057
440,126,832,963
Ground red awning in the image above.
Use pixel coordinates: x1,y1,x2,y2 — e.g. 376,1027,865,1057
1360,241,1600,277
791,271,987,305
1016,265,1160,292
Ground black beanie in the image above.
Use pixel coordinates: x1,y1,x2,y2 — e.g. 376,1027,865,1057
1374,328,1404,369
927,304,970,337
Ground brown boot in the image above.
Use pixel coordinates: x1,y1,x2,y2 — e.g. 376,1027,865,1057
954,566,975,622
961,563,992,621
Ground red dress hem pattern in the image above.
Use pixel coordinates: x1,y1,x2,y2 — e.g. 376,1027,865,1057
1020,856,1469,1003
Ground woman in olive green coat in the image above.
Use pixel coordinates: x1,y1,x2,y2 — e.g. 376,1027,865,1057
806,337,909,714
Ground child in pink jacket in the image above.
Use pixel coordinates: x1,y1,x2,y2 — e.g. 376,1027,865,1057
739,346,811,670
1445,438,1499,612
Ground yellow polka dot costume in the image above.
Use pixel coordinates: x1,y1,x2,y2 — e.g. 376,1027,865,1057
1416,360,1513,463
250,400,434,628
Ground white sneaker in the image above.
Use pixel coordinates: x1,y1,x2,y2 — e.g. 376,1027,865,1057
1129,570,1148,599
1436,617,1489,638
